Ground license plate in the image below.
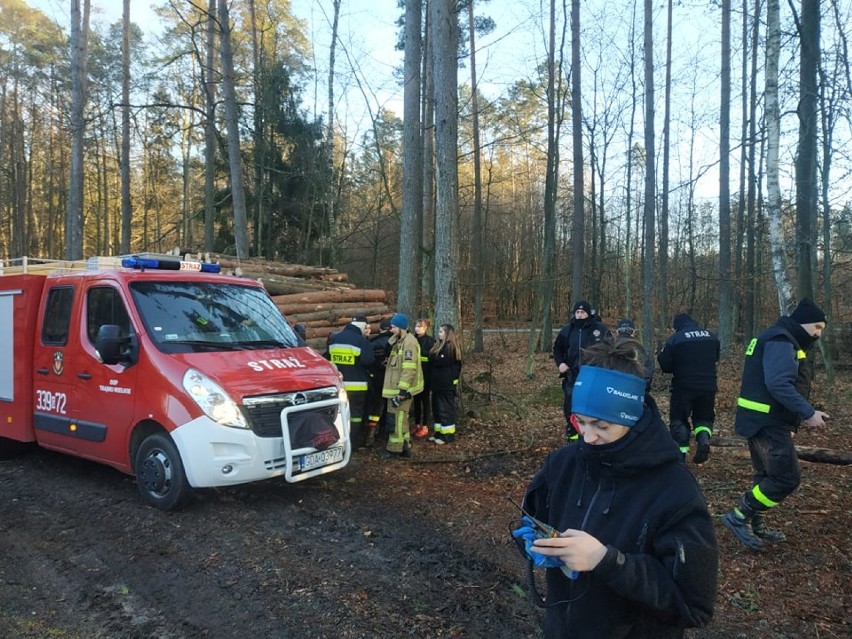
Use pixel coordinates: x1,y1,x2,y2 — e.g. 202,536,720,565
300,446,344,471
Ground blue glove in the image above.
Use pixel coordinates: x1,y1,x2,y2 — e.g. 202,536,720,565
511,516,564,569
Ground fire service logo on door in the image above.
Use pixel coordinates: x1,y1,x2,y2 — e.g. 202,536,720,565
52,351,64,376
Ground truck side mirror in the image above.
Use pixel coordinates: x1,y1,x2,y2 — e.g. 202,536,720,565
96,324,132,365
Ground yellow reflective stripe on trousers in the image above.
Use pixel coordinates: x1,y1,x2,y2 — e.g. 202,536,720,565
343,381,369,391
738,397,771,413
751,484,779,508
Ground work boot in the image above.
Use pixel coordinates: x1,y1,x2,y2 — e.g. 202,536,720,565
722,507,765,551
751,512,786,543
364,425,377,447
692,431,711,464
401,440,412,458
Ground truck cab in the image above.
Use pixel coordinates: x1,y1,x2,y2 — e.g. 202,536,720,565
0,256,351,509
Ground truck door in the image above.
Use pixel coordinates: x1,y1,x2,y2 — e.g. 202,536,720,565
32,285,77,450
68,283,139,467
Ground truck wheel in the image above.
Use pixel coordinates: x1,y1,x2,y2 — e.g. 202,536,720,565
135,433,192,510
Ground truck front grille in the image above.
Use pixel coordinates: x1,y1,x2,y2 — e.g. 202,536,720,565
242,386,339,438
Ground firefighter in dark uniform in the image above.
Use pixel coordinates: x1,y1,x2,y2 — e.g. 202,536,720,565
365,318,392,446
722,298,829,550
657,313,720,464
552,301,608,442
326,315,375,448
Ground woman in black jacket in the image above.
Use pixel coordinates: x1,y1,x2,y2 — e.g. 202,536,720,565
412,318,436,439
520,339,717,639
428,324,462,444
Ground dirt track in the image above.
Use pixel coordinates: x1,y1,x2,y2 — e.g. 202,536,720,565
0,445,538,639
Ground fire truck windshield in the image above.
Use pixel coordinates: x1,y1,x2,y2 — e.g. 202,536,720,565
129,281,299,353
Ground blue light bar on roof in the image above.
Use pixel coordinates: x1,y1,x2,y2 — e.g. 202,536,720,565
121,257,221,273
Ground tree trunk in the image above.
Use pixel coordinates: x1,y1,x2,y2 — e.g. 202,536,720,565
765,0,793,312
120,0,132,254
718,0,733,348
641,0,656,348
468,0,485,353
660,0,672,337
421,5,436,314
795,0,819,300
204,0,217,253
569,0,583,307
218,0,249,259
431,0,459,328
66,0,90,260
326,0,341,266
399,0,423,318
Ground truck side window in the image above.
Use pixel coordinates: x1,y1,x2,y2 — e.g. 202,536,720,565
42,286,75,345
86,286,132,345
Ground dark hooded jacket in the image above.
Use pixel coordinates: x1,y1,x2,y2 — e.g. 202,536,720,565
553,304,609,379
522,396,718,639
657,314,720,393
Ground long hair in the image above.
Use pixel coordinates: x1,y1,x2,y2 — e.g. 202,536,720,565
430,323,461,361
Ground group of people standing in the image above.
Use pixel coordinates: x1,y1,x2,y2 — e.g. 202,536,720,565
553,300,722,464
521,297,830,638
326,312,462,459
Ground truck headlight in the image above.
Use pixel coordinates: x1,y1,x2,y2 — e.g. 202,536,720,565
182,368,248,429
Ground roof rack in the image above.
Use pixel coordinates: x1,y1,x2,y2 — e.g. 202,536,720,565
0,254,220,277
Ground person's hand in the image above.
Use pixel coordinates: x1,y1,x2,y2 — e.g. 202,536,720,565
804,410,830,429
532,529,608,573
558,363,569,374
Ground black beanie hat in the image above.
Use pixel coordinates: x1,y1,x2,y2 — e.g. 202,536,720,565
572,300,593,314
789,298,826,325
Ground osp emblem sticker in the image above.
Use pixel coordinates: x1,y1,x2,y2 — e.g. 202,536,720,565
52,351,64,375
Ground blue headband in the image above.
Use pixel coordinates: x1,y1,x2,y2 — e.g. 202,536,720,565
572,366,645,427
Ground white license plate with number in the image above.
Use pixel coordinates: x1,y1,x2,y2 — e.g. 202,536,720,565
301,446,344,471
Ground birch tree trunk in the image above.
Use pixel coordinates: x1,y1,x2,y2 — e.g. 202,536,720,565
430,0,458,328
66,0,90,260
661,0,672,334
765,0,793,312
398,0,422,317
218,0,249,259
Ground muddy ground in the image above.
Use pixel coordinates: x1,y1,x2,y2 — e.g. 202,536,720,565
0,334,849,638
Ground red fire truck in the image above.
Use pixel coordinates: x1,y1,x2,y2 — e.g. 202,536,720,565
0,256,351,510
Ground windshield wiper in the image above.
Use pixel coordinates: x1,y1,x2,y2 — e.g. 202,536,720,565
238,339,292,350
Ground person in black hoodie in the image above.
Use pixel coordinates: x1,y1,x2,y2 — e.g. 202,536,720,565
326,315,375,448
428,323,462,444
519,339,717,639
657,312,720,464
553,300,608,442
721,298,830,550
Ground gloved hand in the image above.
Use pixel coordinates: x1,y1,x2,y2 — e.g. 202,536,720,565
398,390,412,400
511,516,564,569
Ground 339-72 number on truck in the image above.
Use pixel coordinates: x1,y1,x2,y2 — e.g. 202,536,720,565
35,389,67,414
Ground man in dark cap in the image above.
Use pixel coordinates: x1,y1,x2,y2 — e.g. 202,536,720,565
553,300,609,442
615,318,654,391
326,314,375,448
657,313,720,464
722,298,830,550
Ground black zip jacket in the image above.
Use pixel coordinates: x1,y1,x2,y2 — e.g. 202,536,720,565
523,396,718,639
429,343,461,391
553,316,608,378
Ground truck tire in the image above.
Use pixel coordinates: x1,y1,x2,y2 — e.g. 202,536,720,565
135,433,192,510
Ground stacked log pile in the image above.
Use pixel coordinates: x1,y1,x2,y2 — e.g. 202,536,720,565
208,254,393,343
